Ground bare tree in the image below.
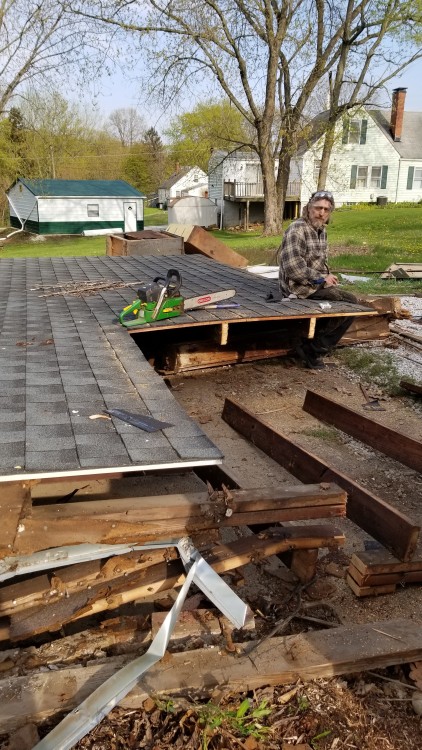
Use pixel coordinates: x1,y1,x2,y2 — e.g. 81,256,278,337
73,0,422,234
107,107,145,146
0,0,114,115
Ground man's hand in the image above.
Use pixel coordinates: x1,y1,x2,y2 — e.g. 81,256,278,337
324,273,339,286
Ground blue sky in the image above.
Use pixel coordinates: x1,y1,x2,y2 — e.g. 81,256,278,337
94,57,422,130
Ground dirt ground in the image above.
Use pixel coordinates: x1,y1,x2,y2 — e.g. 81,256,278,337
66,352,421,750
168,354,422,622
6,349,422,750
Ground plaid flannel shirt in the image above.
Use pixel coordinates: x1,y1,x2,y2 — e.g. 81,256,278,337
278,218,329,298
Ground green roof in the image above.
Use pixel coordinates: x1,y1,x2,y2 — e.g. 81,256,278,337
16,179,145,198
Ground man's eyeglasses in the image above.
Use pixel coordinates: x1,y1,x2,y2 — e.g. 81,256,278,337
310,190,334,202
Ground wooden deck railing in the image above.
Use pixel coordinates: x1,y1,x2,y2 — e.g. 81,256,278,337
223,180,300,198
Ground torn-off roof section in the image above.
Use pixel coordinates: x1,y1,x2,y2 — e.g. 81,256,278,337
16,179,145,198
369,110,422,159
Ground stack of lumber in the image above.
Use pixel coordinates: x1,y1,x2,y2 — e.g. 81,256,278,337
0,481,346,642
347,549,422,596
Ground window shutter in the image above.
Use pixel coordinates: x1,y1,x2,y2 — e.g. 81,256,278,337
342,119,349,144
407,166,414,189
350,165,357,189
360,119,368,144
381,165,388,189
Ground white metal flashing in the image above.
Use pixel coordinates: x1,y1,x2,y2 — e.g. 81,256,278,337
0,457,222,484
32,538,248,750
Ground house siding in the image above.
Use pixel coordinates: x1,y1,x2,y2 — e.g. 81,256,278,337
300,114,401,206
7,182,39,222
37,197,144,222
397,159,422,201
159,168,208,207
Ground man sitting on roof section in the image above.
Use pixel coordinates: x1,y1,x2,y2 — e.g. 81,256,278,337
279,190,357,369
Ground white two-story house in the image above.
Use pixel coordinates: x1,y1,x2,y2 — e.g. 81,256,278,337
208,89,422,227
298,88,422,206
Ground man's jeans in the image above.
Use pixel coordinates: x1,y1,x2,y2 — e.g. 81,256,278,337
305,285,358,355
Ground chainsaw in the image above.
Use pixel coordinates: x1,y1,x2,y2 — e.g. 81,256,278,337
119,269,236,328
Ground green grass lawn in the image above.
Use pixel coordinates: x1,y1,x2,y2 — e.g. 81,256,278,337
0,206,169,258
0,205,420,295
212,205,422,294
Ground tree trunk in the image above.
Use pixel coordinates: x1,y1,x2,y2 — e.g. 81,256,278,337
261,152,281,235
317,119,336,189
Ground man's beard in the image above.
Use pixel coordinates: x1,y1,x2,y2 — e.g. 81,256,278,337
309,218,325,229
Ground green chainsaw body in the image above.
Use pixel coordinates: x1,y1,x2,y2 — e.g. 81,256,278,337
119,295,184,328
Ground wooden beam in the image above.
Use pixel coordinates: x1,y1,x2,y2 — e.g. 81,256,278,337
1,618,421,734
165,338,291,373
350,549,422,576
12,485,347,555
307,317,316,339
222,397,420,561
339,314,390,344
3,527,344,641
0,482,31,559
400,380,422,396
0,549,179,617
303,389,422,473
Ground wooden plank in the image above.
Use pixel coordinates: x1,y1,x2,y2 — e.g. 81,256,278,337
222,397,420,561
400,380,422,396
345,571,396,597
3,528,344,641
12,485,347,555
339,314,390,343
0,549,179,617
350,549,422,576
347,563,422,587
0,482,31,559
1,619,421,734
170,224,249,268
390,324,422,346
303,390,422,473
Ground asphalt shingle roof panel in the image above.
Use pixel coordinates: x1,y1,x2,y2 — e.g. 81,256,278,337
0,254,373,480
0,256,224,479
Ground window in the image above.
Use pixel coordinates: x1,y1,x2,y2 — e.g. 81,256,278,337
370,166,382,188
357,166,368,188
313,159,321,182
349,120,361,144
342,118,368,145
87,204,99,217
414,168,422,188
351,165,388,189
193,174,199,182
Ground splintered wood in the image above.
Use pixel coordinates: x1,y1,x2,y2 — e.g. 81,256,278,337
2,484,347,556
0,480,346,642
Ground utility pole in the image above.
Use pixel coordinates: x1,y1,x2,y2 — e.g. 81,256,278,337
50,145,56,179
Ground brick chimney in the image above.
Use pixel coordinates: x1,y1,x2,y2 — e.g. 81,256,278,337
390,88,407,142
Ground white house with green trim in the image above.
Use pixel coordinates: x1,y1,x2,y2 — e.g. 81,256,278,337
6,179,145,235
296,88,422,206
208,88,422,224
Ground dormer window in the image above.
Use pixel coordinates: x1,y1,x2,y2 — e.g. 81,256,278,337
342,118,368,145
